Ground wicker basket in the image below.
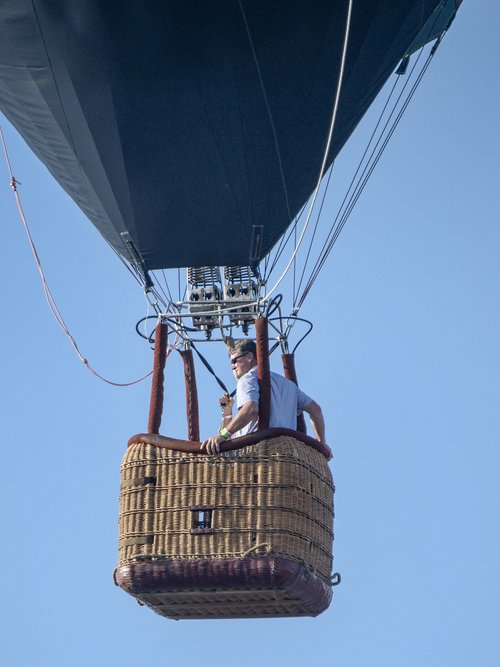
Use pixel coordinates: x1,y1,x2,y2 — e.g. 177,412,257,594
115,435,335,619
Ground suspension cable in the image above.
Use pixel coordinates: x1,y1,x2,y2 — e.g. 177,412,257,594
291,4,453,314
266,199,308,281
295,49,438,312
262,0,354,303
292,73,403,308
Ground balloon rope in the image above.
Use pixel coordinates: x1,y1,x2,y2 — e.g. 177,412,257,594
293,8,451,313
295,49,437,311
263,0,354,304
0,127,154,387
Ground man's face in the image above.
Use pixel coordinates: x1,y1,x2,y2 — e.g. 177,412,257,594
230,351,256,379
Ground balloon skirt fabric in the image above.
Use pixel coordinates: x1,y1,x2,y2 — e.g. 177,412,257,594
115,436,335,619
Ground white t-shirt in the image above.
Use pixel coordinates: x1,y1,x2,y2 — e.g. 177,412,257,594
234,366,312,437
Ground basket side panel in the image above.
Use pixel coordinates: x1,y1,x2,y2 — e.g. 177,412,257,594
118,437,334,581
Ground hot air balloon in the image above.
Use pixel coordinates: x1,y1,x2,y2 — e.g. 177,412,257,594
0,0,461,619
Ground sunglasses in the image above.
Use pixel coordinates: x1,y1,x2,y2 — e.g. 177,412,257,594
230,352,250,365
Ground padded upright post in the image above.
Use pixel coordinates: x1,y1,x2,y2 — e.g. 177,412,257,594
255,317,271,430
179,348,200,442
147,321,168,434
281,353,307,434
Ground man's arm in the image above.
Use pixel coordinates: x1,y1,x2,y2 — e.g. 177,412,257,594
201,401,259,454
225,400,259,436
303,400,326,444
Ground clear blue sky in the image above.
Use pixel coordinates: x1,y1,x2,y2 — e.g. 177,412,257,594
2,3,498,666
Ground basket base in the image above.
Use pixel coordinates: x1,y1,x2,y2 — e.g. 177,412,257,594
114,556,332,619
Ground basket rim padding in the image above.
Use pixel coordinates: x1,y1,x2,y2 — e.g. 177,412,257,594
128,427,332,460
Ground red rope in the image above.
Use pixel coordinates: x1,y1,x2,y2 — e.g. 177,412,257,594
1,126,153,387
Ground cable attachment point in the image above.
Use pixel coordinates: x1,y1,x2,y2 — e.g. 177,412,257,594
278,334,289,354
10,176,19,191
249,225,263,268
158,313,169,327
120,232,154,290
144,287,161,314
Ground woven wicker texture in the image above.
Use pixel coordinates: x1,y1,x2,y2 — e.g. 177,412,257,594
118,436,334,583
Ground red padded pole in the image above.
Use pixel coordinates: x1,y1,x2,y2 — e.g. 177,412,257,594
281,353,307,434
255,317,271,430
147,321,168,434
179,348,200,442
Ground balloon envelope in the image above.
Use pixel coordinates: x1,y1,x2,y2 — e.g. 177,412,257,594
0,1,457,275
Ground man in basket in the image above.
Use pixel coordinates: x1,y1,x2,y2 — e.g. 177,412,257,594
201,340,325,455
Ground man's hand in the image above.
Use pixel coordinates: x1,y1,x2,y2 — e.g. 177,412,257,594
200,434,225,455
219,393,234,416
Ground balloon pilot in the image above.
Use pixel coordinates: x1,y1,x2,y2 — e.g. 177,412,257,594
200,339,326,455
